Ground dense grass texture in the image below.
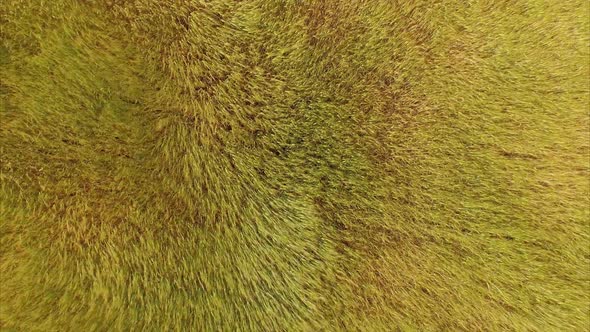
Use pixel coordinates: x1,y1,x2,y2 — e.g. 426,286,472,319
1,0,589,330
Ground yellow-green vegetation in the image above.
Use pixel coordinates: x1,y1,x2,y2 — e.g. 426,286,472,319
1,0,589,330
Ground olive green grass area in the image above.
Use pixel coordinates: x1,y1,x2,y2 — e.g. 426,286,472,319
1,1,589,330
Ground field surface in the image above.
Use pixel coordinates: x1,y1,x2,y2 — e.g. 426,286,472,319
1,1,589,330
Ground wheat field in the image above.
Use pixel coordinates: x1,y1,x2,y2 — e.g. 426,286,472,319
1,1,589,330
